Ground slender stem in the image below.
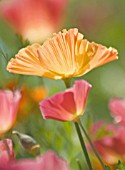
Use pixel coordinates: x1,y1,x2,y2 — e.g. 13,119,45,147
64,79,92,169
76,159,83,170
78,120,106,170
63,78,71,88
74,122,93,170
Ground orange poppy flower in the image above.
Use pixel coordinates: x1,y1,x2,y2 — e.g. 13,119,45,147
7,28,118,80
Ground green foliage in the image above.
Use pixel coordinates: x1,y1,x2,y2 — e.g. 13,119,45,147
116,161,125,170
105,166,111,170
0,1,125,170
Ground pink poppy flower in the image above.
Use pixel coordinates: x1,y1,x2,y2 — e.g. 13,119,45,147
40,80,91,122
0,139,15,164
0,90,21,136
0,151,69,170
89,122,125,164
0,0,66,43
109,98,125,125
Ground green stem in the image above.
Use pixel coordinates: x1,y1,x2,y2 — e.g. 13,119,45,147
78,120,106,170
74,122,93,170
76,159,83,170
63,78,71,88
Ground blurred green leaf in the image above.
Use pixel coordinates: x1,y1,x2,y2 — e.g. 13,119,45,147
116,160,125,170
105,166,111,170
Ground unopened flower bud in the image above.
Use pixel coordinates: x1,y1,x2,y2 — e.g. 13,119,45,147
12,131,40,156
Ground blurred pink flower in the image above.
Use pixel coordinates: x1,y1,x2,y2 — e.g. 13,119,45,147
109,98,125,125
40,80,91,122
0,90,21,136
0,0,66,43
0,139,15,164
90,122,125,164
0,151,69,170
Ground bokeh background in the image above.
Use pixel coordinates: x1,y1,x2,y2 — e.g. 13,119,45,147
0,0,125,169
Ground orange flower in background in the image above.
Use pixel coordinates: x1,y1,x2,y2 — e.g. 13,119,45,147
17,84,48,120
7,28,118,80
91,156,115,170
0,90,21,136
4,79,48,119
30,86,48,102
0,0,66,43
40,80,91,122
3,79,18,91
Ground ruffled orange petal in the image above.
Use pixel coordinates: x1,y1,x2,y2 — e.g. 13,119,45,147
7,43,61,79
75,41,118,76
